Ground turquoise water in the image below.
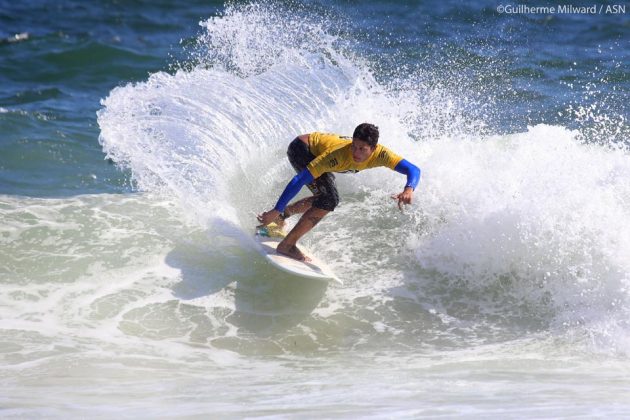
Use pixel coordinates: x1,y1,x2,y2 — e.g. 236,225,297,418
2,1,630,417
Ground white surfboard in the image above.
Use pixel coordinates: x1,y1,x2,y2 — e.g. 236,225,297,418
254,226,342,285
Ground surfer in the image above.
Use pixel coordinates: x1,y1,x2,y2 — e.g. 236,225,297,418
257,123,420,262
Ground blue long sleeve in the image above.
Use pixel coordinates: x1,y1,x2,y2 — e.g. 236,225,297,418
273,168,314,212
394,159,421,190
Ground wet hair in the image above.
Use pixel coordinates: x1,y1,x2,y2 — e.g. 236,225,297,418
352,123,379,147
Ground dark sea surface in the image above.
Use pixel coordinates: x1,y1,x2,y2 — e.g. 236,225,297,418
1,0,629,417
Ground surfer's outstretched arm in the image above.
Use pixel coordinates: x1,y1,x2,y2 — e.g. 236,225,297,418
257,168,314,225
391,159,421,210
394,159,421,190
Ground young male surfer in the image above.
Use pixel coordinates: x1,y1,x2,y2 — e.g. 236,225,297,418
257,123,420,262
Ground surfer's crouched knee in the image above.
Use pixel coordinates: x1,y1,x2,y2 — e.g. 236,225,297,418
313,190,339,211
312,173,339,211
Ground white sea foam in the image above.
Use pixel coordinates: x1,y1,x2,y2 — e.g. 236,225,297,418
399,124,630,352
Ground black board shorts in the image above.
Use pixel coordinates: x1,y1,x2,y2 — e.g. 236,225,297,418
286,137,339,211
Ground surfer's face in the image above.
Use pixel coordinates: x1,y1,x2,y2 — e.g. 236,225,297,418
351,138,375,163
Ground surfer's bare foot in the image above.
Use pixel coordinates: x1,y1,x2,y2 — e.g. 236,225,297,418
277,242,311,262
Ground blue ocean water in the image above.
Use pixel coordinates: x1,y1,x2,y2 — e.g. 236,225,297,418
1,0,223,196
1,0,630,417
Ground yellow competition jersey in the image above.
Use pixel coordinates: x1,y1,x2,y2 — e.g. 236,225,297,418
308,132,351,156
306,132,404,179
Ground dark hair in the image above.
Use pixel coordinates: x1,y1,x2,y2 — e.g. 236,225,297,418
352,123,379,147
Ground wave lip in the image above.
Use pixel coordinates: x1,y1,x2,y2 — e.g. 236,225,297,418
98,2,363,227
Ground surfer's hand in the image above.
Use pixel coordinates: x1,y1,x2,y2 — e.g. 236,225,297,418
391,187,413,211
257,209,280,226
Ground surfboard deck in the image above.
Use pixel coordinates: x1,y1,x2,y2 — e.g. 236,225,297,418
254,225,342,285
